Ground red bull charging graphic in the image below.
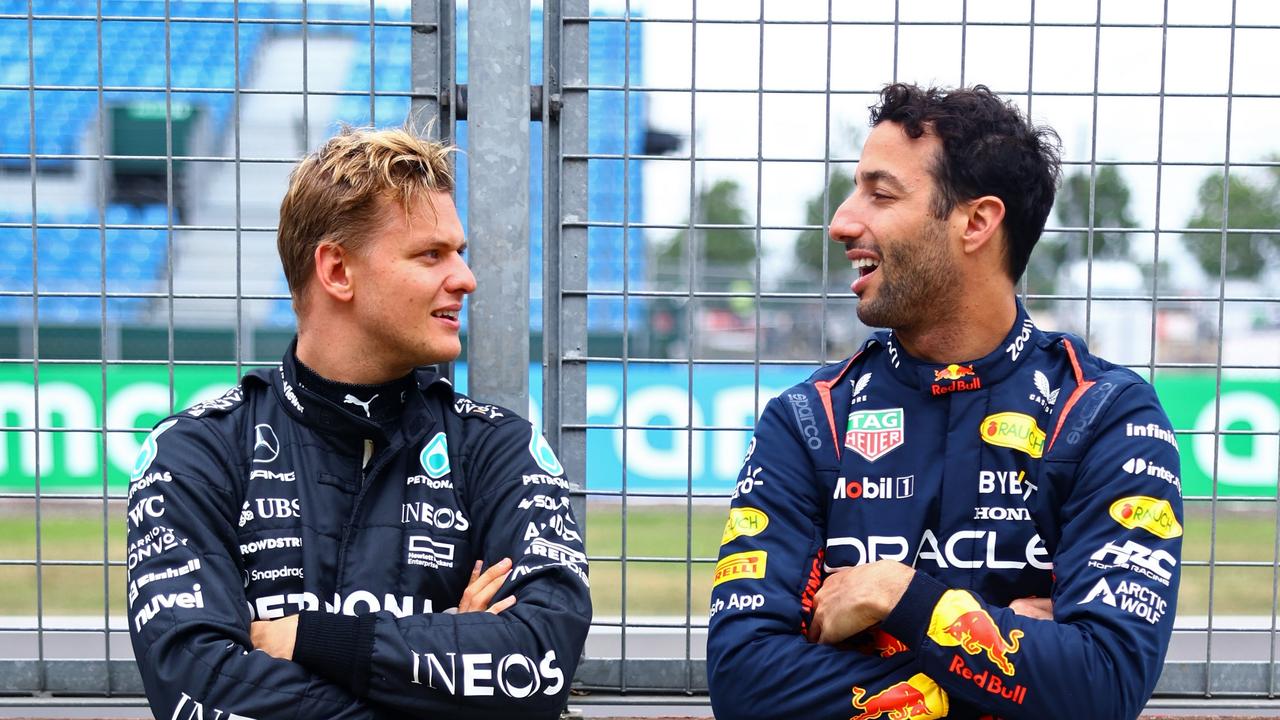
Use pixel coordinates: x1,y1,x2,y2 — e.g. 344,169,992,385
926,590,1023,676
849,673,948,720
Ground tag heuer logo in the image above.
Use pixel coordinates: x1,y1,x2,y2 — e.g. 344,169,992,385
845,408,905,462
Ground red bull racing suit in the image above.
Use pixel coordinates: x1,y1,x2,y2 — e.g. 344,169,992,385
126,346,590,719
708,304,1182,719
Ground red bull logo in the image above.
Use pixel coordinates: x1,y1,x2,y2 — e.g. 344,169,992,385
949,655,1029,705
933,364,976,382
850,673,948,720
930,365,981,395
926,590,1023,677
871,628,910,658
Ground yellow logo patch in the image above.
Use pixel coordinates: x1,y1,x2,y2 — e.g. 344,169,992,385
713,550,767,587
1109,496,1182,539
721,508,769,545
979,412,1045,458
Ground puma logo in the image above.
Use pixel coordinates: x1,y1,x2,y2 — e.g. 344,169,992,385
343,393,378,418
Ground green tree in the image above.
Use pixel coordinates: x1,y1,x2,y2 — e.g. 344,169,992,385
657,179,756,288
1051,164,1138,261
794,169,854,283
1184,165,1280,280
1023,164,1139,294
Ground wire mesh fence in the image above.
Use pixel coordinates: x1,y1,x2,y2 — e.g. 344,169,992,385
0,0,1278,708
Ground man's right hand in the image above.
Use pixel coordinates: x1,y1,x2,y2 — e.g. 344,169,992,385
457,558,517,614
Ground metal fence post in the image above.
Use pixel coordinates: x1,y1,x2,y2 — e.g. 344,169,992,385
466,0,531,413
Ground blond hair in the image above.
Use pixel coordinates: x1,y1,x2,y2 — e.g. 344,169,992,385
277,126,455,308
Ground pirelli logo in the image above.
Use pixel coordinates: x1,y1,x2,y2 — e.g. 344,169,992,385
713,550,767,587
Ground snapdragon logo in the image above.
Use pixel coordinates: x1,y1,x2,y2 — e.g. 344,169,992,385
131,419,178,483
411,650,565,699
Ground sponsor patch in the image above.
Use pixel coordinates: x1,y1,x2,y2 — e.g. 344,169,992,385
851,673,949,720
720,507,768,545
185,386,243,417
832,475,914,501
529,428,565,476
1089,539,1176,586
1122,457,1182,496
926,590,1022,677
708,592,765,618
732,465,765,499
407,536,456,570
845,408,905,462
1125,422,1179,451
930,364,982,396
420,432,451,479
1109,496,1182,539
1078,577,1168,624
979,412,1045,458
410,649,564,699
130,419,178,483
712,550,767,587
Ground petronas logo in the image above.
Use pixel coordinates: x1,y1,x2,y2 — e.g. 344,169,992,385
420,433,451,479
529,427,564,476
131,419,178,483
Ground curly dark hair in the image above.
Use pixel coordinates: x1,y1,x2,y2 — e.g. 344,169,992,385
869,83,1062,283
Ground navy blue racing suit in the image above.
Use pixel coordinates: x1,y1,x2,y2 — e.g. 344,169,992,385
708,304,1182,719
126,346,590,719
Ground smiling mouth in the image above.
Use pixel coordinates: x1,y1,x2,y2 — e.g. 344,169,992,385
852,257,880,277
432,310,459,321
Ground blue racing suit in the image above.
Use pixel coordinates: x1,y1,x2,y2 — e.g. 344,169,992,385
708,303,1182,719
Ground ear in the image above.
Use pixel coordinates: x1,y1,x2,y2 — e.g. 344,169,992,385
313,241,355,303
960,195,1006,256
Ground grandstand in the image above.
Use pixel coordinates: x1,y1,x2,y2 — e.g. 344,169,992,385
0,0,645,335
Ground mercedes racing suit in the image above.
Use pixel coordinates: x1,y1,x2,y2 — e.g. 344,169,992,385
126,347,590,720
708,303,1182,720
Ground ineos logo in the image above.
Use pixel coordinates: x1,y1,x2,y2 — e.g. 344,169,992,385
253,424,280,464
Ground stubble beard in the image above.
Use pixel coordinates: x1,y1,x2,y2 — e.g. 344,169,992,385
854,219,958,331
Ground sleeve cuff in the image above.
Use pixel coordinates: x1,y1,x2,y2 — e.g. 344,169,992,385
880,570,949,651
292,610,377,696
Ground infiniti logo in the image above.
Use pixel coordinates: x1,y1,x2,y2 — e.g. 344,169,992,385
253,424,280,464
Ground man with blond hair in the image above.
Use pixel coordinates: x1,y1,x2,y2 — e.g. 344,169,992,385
126,127,590,720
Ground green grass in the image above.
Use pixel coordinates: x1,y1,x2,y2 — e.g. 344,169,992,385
0,503,1275,618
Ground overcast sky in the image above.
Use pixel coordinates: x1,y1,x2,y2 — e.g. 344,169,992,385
578,0,1280,287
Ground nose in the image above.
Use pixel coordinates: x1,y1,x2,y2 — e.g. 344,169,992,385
828,193,865,245
447,255,477,295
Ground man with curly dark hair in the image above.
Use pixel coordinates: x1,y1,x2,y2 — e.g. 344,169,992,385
708,84,1181,719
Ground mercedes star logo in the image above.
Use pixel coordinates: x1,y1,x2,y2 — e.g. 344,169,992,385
252,423,280,464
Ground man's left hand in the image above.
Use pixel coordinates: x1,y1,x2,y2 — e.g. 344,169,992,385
250,614,298,660
806,560,914,645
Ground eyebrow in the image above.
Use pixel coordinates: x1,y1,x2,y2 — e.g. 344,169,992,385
856,169,908,194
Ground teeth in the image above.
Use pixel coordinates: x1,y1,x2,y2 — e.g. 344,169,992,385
434,311,458,320
851,258,880,270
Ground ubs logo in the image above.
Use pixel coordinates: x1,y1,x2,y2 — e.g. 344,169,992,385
253,424,280,464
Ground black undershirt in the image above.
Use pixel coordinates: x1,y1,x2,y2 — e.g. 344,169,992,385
292,355,415,432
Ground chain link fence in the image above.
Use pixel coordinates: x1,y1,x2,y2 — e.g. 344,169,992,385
0,0,1279,711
